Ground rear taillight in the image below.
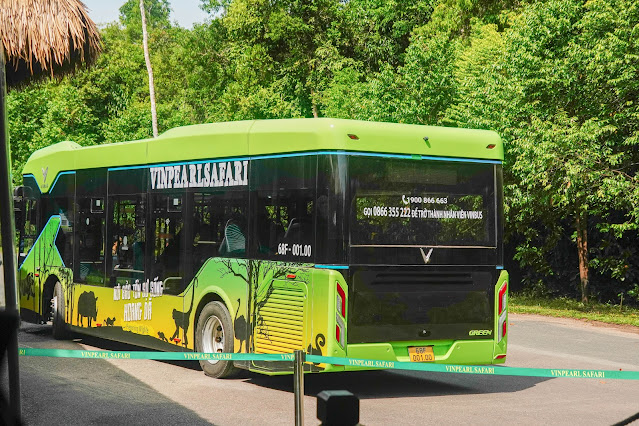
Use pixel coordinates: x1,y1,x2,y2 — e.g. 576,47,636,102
336,282,346,347
335,315,345,347
336,282,346,317
497,281,508,341
498,317,507,340
498,281,508,315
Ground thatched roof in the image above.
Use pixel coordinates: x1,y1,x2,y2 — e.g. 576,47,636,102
0,0,102,88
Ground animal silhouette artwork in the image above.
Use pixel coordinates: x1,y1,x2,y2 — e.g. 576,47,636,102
20,272,36,300
234,298,247,352
307,334,326,369
104,317,116,326
77,291,98,327
307,333,326,357
171,284,196,347
158,331,169,342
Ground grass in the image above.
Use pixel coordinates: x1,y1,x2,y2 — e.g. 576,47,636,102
510,294,639,328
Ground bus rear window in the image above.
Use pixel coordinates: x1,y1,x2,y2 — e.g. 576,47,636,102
349,157,496,247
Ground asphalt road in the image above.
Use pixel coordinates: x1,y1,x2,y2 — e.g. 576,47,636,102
1,312,637,425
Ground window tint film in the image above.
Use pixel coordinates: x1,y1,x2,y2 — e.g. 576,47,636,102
150,193,185,295
250,156,316,262
16,182,39,267
76,197,105,285
350,157,496,247
190,188,249,273
44,173,75,268
315,155,347,264
108,195,146,287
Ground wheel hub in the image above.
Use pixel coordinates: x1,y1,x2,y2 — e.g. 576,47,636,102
202,315,225,364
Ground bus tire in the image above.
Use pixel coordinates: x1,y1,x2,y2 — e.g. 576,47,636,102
195,301,238,378
52,282,68,340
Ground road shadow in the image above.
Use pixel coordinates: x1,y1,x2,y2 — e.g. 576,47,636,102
20,323,203,371
20,323,550,399
78,333,205,371
244,367,551,399
17,325,213,426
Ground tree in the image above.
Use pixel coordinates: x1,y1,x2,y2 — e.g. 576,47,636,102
119,0,171,37
220,0,347,118
140,0,159,137
485,0,639,302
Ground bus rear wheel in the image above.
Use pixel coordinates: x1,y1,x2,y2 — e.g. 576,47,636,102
195,301,238,378
51,282,68,340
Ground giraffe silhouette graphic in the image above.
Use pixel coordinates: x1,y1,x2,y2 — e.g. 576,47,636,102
234,298,247,352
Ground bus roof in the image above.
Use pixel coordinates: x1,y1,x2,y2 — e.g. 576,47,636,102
22,118,503,192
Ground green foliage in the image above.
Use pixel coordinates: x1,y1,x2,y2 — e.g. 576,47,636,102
119,0,172,39
340,0,435,70
6,0,639,304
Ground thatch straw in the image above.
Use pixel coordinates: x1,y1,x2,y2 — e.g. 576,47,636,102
0,0,102,87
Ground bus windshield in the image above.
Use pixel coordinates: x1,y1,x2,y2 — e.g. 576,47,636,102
349,156,496,248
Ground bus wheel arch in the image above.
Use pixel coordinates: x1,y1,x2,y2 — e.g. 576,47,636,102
195,298,238,378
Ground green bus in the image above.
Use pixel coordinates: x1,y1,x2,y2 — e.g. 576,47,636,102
14,118,508,378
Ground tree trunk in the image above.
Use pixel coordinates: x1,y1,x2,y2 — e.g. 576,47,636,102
576,210,589,303
311,89,319,118
140,0,158,138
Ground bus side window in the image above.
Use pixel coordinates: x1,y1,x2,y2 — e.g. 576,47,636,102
151,193,185,295
109,196,145,286
189,190,248,276
17,196,38,266
250,156,316,261
51,197,74,268
75,197,105,285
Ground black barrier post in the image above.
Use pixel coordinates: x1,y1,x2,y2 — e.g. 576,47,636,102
0,310,21,425
0,45,21,422
294,349,305,426
317,390,359,426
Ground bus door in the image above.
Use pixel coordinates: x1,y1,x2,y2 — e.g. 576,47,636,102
14,187,40,317
108,194,148,333
149,192,189,348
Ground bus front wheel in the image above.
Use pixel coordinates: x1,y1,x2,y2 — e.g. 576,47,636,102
51,282,68,340
195,301,238,378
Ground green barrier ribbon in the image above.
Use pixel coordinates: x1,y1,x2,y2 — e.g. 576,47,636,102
19,347,293,362
306,355,639,381
19,348,639,381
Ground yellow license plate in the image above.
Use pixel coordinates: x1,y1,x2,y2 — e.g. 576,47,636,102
408,346,435,362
